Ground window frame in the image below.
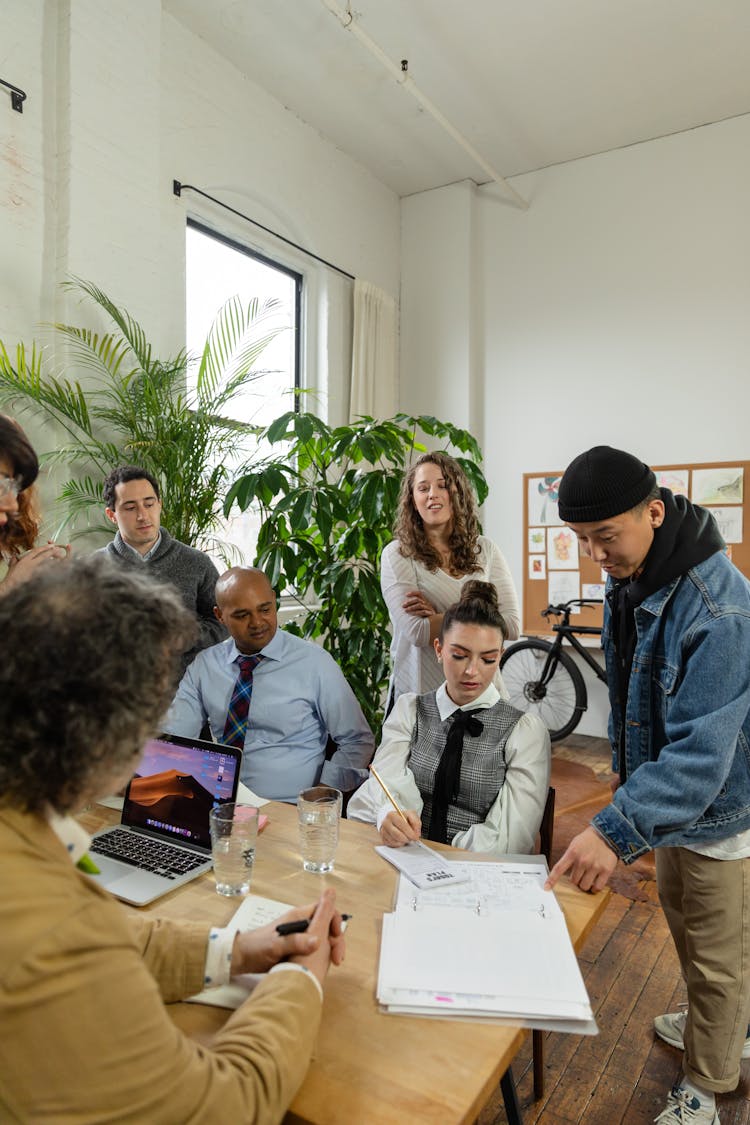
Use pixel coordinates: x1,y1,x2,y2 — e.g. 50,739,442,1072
186,217,303,410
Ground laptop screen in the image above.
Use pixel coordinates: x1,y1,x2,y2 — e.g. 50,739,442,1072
122,735,241,850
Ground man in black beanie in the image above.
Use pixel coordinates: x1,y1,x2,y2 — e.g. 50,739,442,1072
547,446,750,1125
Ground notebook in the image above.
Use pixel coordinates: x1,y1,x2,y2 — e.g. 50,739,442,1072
377,859,597,1035
88,733,242,906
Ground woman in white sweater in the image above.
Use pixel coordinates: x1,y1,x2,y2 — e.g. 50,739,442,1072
349,582,549,855
380,452,519,706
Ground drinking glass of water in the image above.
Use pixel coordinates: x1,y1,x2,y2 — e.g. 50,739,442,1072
209,803,259,895
297,786,343,873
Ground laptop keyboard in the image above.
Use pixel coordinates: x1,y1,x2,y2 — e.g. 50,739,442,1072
90,829,208,878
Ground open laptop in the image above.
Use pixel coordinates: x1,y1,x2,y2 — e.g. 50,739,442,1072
88,733,241,906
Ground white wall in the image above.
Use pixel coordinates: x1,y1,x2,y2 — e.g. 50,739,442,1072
159,11,400,418
401,113,750,735
400,181,477,431
0,0,400,417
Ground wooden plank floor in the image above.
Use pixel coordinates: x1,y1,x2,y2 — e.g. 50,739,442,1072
478,737,750,1125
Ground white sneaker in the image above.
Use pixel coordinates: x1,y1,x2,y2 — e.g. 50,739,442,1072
654,1009,750,1059
654,1086,719,1124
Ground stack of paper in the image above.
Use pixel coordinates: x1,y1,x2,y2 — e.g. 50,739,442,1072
377,859,597,1035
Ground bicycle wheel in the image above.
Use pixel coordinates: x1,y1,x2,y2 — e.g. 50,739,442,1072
500,639,587,742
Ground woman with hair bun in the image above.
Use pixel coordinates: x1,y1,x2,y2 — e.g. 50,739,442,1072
380,451,520,705
0,414,70,595
348,582,550,855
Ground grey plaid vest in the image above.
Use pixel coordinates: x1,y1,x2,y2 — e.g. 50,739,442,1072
410,693,522,840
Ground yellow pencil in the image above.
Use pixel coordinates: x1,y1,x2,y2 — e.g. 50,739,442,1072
369,765,410,825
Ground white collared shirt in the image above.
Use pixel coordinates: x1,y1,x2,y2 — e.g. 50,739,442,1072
347,683,551,855
118,531,163,562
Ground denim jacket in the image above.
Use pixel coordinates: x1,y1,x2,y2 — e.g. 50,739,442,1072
593,550,750,862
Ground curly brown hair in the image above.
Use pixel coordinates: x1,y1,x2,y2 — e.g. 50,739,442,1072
394,452,481,575
1,415,40,557
0,556,197,814
1,484,41,558
0,414,38,490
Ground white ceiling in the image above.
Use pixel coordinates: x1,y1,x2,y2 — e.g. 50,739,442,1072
165,0,750,198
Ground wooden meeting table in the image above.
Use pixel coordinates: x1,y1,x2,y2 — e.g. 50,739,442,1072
81,800,609,1125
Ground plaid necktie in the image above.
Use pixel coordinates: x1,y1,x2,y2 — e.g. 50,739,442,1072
222,655,263,749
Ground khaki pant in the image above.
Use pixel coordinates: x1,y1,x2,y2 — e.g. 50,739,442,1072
656,846,750,1093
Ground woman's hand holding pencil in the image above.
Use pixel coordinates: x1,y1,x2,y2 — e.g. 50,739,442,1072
369,765,422,848
380,809,422,847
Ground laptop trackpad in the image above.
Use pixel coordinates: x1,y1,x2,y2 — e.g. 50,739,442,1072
103,871,170,905
89,857,175,906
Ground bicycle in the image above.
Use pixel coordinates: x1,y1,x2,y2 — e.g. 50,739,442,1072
499,599,607,741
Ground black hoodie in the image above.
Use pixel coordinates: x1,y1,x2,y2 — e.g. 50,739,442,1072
607,488,725,780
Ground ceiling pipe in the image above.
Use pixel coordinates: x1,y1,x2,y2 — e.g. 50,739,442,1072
319,0,528,210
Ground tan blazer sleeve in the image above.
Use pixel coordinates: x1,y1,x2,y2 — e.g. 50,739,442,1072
126,911,209,1002
4,893,321,1124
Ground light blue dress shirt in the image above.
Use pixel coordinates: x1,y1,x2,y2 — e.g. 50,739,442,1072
164,629,374,802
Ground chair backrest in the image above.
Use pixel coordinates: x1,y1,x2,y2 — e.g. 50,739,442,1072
324,736,356,814
539,786,555,866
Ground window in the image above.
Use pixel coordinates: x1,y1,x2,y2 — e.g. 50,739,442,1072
185,220,302,563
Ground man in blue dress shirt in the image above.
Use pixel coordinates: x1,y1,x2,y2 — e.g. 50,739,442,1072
165,567,374,802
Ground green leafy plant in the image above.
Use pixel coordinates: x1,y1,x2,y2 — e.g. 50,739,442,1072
224,411,488,732
0,279,286,554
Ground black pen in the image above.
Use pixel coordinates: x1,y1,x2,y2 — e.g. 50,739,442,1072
276,913,352,936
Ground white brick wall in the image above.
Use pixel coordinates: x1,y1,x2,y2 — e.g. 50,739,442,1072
0,0,400,521
0,0,399,361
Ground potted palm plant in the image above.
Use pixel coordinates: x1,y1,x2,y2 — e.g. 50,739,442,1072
0,278,286,556
224,410,488,731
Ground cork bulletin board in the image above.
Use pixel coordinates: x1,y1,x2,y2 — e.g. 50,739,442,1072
522,461,750,636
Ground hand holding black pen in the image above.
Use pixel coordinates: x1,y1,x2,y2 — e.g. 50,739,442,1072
286,889,346,985
230,889,346,983
276,913,352,936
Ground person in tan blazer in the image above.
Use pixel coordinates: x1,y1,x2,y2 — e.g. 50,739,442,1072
0,557,345,1124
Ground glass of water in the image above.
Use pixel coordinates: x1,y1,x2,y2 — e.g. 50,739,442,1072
209,803,259,896
297,786,343,873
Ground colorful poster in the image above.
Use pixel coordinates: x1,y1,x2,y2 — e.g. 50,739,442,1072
547,526,578,570
527,476,563,526
529,555,546,580
528,527,546,553
656,469,689,497
692,467,743,505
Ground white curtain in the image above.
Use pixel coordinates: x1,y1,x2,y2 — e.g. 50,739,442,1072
348,279,398,421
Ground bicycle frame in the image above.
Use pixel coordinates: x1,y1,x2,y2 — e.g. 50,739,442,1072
500,599,606,741
550,625,608,685
529,600,607,693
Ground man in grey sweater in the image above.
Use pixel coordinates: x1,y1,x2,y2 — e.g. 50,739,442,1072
99,465,226,669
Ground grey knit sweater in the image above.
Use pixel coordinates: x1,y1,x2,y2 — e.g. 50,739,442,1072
98,529,226,668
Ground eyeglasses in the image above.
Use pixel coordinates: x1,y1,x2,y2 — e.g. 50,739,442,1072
0,473,24,500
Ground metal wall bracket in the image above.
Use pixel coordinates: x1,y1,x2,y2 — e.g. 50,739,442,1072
1,78,27,113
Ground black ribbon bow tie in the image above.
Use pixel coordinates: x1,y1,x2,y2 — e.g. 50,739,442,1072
427,708,484,844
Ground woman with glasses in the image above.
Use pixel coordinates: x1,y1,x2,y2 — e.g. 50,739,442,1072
0,414,69,594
